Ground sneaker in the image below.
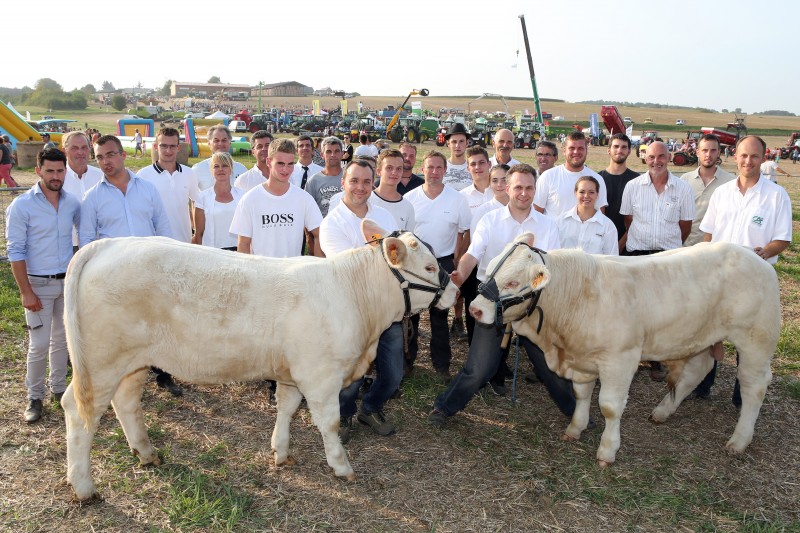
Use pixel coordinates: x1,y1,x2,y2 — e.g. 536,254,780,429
427,408,448,428
450,318,468,340
339,416,354,444
24,399,43,423
357,410,396,436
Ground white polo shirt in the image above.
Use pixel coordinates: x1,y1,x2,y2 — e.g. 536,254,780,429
370,191,416,231
63,164,103,246
620,172,695,252
405,185,471,258
234,165,268,191
557,207,619,255
319,202,399,256
460,183,494,211
468,205,561,282
137,163,199,243
470,198,505,237
533,164,608,219
680,166,736,246
699,176,792,265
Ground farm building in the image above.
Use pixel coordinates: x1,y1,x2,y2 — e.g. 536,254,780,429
253,81,313,97
170,81,252,98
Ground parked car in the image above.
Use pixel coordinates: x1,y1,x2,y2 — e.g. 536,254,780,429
623,117,633,125
184,112,205,119
675,119,685,126
229,120,247,133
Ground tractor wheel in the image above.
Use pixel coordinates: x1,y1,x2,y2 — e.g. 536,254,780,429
389,128,403,143
420,132,429,144
672,152,687,166
515,138,523,149
533,132,541,141
436,136,445,147
249,123,260,133
407,128,417,143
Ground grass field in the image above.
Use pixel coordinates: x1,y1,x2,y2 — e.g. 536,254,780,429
1,128,799,531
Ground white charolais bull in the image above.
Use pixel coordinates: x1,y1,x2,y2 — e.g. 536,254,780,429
62,221,457,500
470,234,780,467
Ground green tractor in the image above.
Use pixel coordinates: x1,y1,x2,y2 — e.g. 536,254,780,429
388,116,439,144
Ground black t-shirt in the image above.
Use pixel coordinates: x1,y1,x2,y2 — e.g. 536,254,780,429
397,174,424,196
599,168,640,239
0,144,12,165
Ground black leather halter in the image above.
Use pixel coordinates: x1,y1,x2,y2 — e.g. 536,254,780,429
477,241,547,332
375,231,451,317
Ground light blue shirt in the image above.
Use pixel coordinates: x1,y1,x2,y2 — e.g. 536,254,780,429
5,182,80,275
79,171,173,247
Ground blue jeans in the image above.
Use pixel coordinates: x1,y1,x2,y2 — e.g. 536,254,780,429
434,324,575,417
340,322,404,418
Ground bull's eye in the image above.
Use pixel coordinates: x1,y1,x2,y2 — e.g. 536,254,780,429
425,265,436,273
505,280,519,289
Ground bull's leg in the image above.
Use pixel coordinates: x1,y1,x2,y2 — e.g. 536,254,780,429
595,359,638,467
650,352,713,423
725,343,772,453
563,379,595,440
301,383,355,481
111,368,159,466
271,383,303,467
64,377,119,501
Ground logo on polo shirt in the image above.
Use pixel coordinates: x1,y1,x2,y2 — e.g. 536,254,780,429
751,215,764,226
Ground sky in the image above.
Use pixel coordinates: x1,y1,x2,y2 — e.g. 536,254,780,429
5,0,799,114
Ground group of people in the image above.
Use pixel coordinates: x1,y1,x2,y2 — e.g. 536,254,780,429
5,122,792,446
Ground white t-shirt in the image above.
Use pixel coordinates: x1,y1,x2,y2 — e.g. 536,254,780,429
699,177,792,264
759,161,778,182
194,187,245,248
192,157,248,190
137,163,199,243
557,207,619,255
470,197,505,237
442,161,472,191
290,161,323,188
63,164,103,246
354,144,379,158
620,172,695,252
319,202,399,256
460,183,494,211
229,184,323,257
533,164,608,219
405,186,471,258
234,166,268,191
369,191,416,231
468,206,561,282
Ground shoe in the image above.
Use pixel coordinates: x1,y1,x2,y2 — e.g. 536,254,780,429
436,369,452,384
450,318,468,340
488,382,506,396
157,376,184,397
357,410,396,436
524,372,540,384
339,416,354,444
427,408,448,428
649,362,667,382
24,399,43,423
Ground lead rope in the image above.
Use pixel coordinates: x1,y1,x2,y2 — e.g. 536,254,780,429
511,334,521,403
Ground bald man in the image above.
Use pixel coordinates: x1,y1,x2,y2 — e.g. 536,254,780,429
488,129,520,167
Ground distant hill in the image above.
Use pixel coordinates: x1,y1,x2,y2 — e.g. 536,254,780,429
578,100,718,113
753,110,796,117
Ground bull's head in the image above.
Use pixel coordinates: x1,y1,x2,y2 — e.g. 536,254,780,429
470,233,551,327
362,219,458,314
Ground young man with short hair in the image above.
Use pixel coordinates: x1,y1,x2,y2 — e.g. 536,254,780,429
372,149,416,230
598,133,640,250
398,142,424,195
234,131,273,191
305,136,345,217
441,123,472,191
289,135,323,189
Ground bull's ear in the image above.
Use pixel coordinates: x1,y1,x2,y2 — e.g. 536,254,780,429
531,266,551,290
514,232,536,247
361,219,388,247
383,238,407,267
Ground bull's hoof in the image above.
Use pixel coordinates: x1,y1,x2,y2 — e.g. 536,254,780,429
724,441,746,455
276,455,298,467
561,433,578,442
648,413,665,425
71,491,103,504
597,459,612,469
345,472,356,482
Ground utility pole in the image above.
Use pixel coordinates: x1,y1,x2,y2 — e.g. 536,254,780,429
258,81,264,113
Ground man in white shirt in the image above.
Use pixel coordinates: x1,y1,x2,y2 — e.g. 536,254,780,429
441,123,472,191
488,129,520,167
354,134,379,159
698,135,792,405
289,135,323,189
61,131,102,250
230,139,323,257
428,164,575,427
192,124,248,190
137,127,199,244
405,151,472,380
534,131,608,219
371,149,416,230
234,131,273,191
319,160,402,443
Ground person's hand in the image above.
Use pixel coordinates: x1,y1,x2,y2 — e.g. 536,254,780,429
21,291,42,312
450,270,465,288
754,247,769,261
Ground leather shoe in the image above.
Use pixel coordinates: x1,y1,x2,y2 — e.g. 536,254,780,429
24,399,43,423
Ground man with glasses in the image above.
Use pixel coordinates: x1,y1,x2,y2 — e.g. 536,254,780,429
235,131,274,191
80,135,172,247
192,124,248,190
535,141,558,177
137,127,198,244
488,129,520,167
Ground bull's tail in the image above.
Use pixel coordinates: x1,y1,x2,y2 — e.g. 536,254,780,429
64,243,100,427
